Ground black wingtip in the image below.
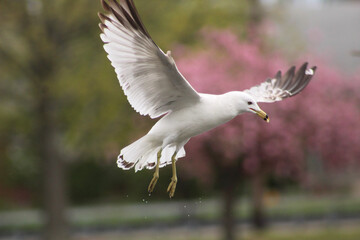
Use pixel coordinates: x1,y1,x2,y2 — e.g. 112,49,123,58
279,66,296,89
101,0,111,12
98,23,107,31
275,70,282,80
300,62,309,71
289,63,317,96
286,66,296,78
98,12,108,23
99,0,155,43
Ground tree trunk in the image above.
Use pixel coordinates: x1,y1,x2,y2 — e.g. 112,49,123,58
247,0,264,40
222,181,236,240
251,172,266,230
206,144,243,240
249,0,262,24
43,155,68,240
37,82,69,240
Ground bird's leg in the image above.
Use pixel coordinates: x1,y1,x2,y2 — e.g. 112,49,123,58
148,149,161,193
167,152,177,198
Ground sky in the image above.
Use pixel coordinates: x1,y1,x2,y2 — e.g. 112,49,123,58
263,0,360,75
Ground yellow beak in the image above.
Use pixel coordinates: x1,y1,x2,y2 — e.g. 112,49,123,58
253,109,270,123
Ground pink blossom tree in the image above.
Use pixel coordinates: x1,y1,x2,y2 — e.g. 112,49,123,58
176,30,360,240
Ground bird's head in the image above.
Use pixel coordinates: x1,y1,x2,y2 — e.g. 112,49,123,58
238,92,269,123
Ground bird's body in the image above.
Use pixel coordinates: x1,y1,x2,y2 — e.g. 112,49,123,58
119,92,242,172
98,0,317,197
150,92,241,144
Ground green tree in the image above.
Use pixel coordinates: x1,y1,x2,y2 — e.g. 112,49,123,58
135,0,250,49
0,0,112,239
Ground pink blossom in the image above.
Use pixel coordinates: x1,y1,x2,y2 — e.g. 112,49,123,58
176,30,360,183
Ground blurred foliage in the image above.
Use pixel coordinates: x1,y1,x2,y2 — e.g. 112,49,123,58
0,0,250,207
134,0,250,49
177,30,360,203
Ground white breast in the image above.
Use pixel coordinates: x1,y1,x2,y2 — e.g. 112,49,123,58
148,93,238,144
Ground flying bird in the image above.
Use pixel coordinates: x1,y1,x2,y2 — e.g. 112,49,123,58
98,0,316,198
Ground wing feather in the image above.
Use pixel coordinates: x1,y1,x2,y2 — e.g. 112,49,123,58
244,62,317,103
99,0,199,118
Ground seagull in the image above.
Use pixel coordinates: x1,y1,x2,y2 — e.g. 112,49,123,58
98,0,316,198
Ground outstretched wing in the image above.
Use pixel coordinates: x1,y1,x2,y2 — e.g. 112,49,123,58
98,0,200,118
244,62,317,103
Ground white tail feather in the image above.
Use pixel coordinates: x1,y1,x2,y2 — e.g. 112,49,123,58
117,135,158,172
117,135,186,172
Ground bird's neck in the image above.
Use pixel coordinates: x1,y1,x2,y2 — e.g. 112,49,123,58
200,92,243,119
220,91,247,115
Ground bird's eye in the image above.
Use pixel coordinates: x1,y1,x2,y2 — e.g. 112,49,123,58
247,101,252,105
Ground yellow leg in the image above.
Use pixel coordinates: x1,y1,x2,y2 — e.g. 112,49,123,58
148,150,161,193
167,152,177,198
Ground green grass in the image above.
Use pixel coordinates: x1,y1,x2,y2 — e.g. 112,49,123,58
74,223,360,240
244,226,360,240
1,194,360,233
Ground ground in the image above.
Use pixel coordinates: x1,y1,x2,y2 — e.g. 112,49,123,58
75,219,360,240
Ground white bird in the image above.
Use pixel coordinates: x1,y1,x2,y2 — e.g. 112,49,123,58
98,0,316,197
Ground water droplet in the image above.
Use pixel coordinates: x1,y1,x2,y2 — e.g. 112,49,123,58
148,193,151,197
187,214,190,217
126,195,129,198
145,201,148,204
184,205,187,208
142,199,145,202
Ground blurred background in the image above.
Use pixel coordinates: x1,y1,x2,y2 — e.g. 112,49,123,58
1,0,360,240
